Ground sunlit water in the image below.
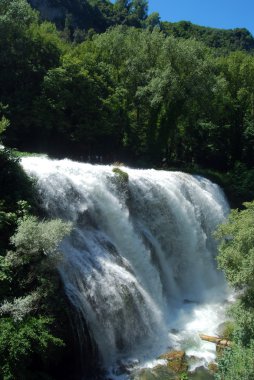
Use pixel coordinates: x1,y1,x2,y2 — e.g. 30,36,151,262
21,157,230,378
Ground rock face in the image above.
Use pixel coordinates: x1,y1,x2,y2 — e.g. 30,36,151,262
159,351,188,373
131,351,188,380
131,355,217,380
131,366,177,380
189,367,215,380
28,0,64,23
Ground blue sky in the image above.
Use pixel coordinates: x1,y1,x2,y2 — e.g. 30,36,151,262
148,0,254,35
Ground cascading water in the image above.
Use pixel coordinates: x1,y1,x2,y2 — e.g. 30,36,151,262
21,157,230,378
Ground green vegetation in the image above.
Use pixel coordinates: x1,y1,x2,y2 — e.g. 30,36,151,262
28,0,254,55
0,215,72,379
216,202,254,295
112,167,129,183
0,0,253,196
216,343,254,380
161,21,254,53
0,316,64,380
0,125,76,378
28,0,152,33
215,202,254,380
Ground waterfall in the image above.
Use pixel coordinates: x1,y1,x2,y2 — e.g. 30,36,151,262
21,157,230,376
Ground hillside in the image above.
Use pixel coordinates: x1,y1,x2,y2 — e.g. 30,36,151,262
162,20,254,53
28,0,254,52
28,0,150,33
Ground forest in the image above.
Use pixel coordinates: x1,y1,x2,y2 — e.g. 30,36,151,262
0,0,254,379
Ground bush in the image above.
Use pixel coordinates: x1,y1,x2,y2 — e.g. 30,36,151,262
216,343,254,380
0,216,72,379
112,167,129,183
216,201,254,379
0,316,64,380
0,148,34,210
215,201,254,290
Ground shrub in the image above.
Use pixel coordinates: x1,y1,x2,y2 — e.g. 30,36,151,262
0,316,64,380
216,342,254,380
112,167,129,183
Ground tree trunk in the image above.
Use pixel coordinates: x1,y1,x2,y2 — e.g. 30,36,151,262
199,334,232,347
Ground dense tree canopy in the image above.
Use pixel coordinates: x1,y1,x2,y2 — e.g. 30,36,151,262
1,0,254,172
27,0,254,53
162,21,254,53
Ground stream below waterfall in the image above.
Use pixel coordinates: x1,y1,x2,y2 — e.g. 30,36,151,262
21,157,231,379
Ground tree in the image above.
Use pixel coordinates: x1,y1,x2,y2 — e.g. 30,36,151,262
161,21,254,54
216,201,254,293
0,0,38,27
0,216,72,379
0,117,9,140
0,1,64,151
144,12,161,30
34,52,122,157
216,51,254,166
215,201,254,380
131,0,148,21
215,201,254,346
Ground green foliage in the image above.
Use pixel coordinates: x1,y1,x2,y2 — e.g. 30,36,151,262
11,150,46,158
221,321,235,341
216,201,254,379
0,0,38,28
0,1,254,192
29,0,254,55
229,300,254,346
0,215,72,379
0,0,65,151
225,163,254,206
144,12,160,30
0,1,254,175
0,149,34,210
0,117,10,138
0,148,35,253
112,167,129,183
215,201,254,290
161,21,254,54
0,145,73,379
10,216,72,265
29,0,149,33
0,316,64,380
112,167,129,200
34,53,119,154
0,255,11,282
216,343,254,380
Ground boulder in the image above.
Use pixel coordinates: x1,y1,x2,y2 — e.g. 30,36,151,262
131,365,177,380
158,351,188,373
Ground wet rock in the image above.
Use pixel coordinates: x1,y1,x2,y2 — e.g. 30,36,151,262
183,299,200,305
159,351,185,360
115,358,140,374
187,355,205,369
131,365,177,380
208,362,218,374
189,366,215,380
158,351,188,373
170,328,179,334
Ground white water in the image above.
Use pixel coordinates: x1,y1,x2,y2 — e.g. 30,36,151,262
21,157,230,377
